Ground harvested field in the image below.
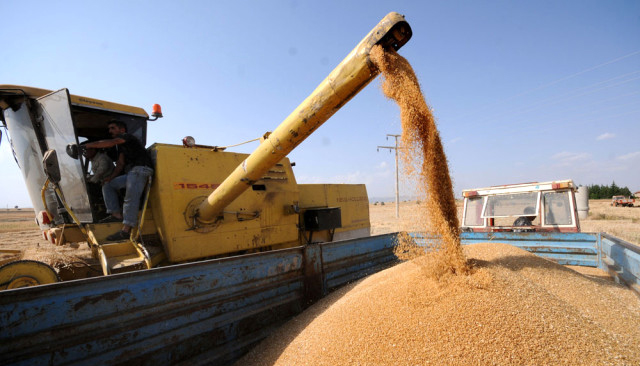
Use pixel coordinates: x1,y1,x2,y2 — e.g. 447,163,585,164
581,199,640,246
0,210,38,233
236,243,640,366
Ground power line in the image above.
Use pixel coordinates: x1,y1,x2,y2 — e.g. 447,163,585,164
453,50,640,121
517,50,640,96
475,73,640,125
477,76,640,126
377,134,401,218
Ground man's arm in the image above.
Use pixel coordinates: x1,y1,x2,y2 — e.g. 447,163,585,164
103,153,125,183
85,138,126,149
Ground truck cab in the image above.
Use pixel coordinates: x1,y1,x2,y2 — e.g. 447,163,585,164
461,180,580,233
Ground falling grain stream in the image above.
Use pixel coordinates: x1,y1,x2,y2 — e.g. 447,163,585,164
369,45,470,278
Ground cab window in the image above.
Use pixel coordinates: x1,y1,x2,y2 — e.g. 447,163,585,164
482,192,539,218
543,191,572,225
464,196,484,226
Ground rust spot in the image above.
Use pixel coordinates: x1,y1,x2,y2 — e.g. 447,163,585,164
252,235,265,247
175,275,205,285
264,192,277,203
74,290,132,311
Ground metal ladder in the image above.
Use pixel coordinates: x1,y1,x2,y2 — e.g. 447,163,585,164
93,176,154,275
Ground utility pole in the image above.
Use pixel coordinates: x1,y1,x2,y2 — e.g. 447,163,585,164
377,134,401,218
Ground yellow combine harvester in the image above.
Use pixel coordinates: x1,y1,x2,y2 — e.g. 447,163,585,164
0,12,411,287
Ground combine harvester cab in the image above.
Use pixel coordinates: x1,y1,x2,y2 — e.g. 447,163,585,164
0,85,157,280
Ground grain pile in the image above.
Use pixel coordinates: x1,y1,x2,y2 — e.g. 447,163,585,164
236,243,640,365
369,45,469,277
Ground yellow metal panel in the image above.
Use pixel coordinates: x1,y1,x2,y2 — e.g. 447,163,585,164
101,242,139,258
149,144,300,262
299,184,370,241
60,225,86,243
325,184,370,233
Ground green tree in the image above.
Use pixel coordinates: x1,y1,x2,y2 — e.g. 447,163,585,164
587,182,634,199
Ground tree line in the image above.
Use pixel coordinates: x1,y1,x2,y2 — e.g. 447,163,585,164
587,182,634,199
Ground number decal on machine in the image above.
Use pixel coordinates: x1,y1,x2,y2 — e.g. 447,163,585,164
173,183,220,190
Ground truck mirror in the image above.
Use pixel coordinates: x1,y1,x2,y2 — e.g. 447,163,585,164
42,149,62,184
66,143,79,160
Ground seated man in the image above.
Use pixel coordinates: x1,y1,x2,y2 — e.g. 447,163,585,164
83,145,114,184
513,206,536,227
84,120,154,241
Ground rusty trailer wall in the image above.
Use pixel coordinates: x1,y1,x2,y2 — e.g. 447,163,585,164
0,234,398,366
322,234,398,291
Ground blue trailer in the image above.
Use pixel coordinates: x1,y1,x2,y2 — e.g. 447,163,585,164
0,231,638,365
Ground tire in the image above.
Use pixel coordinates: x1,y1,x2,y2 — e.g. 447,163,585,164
0,260,60,290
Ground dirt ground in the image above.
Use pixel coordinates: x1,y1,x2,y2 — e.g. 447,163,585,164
0,198,638,265
0,210,50,254
0,210,93,268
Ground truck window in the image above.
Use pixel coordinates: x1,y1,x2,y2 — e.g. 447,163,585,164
543,191,572,225
482,192,539,218
464,196,484,226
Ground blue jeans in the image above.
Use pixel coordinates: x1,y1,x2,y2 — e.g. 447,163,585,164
102,166,154,227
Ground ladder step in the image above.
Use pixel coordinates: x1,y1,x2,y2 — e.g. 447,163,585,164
97,241,150,274
108,253,147,273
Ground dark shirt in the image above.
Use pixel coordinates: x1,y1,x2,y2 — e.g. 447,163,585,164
117,133,153,171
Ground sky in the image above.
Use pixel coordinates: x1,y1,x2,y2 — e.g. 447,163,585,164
1,0,639,208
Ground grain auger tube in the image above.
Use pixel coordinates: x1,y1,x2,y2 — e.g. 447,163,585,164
190,12,412,226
